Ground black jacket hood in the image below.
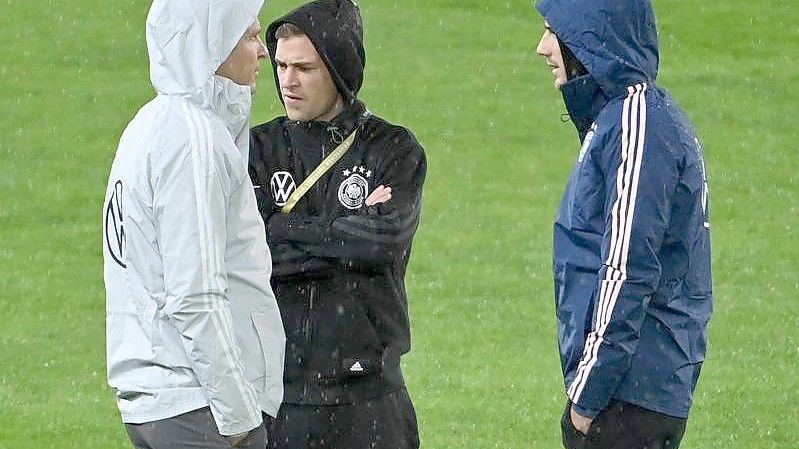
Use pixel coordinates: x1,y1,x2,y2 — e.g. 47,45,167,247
266,0,365,106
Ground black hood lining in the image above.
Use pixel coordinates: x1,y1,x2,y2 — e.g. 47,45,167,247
265,0,365,107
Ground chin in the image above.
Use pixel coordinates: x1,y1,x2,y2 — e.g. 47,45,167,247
285,110,305,122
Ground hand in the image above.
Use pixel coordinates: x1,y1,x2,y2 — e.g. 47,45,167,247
365,185,392,206
570,405,593,436
225,430,250,447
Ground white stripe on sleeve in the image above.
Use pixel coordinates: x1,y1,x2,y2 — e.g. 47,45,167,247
568,83,648,403
181,102,259,420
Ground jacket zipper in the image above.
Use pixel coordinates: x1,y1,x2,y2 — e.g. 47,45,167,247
302,282,317,400
302,129,334,400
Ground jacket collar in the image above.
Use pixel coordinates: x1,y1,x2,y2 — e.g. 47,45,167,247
284,100,371,149
187,75,253,155
560,74,608,142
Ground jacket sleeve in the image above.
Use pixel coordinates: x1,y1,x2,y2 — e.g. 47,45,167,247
152,128,261,436
568,99,680,418
251,178,339,281
248,128,338,280
267,240,338,280
266,141,426,270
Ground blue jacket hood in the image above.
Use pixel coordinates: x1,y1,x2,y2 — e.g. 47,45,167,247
536,0,660,98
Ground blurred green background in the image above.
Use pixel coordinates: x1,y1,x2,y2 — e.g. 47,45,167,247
1,0,797,447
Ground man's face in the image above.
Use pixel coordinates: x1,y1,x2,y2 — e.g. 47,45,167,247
536,22,567,88
216,20,267,92
274,33,343,122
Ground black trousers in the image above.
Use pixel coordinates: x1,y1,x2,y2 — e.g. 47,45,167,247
561,401,687,449
267,387,419,449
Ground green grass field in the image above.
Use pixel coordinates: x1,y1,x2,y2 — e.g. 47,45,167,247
1,0,797,447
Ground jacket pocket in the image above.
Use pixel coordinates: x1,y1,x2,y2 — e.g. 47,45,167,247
661,278,710,364
555,262,598,377
251,311,286,400
331,301,383,381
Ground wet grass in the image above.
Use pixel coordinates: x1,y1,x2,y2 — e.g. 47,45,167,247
0,0,796,447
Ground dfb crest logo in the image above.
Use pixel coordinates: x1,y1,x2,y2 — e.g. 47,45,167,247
270,171,296,206
104,180,126,268
338,174,369,209
338,165,372,209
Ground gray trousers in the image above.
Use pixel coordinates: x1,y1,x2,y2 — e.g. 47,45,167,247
125,407,266,449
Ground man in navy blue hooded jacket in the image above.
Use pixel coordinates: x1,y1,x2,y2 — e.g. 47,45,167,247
533,1,713,447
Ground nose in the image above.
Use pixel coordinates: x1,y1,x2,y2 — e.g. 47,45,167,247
281,68,299,88
257,37,267,60
536,32,549,57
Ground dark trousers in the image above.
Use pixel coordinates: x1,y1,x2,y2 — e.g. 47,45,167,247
267,387,419,449
561,401,687,449
125,407,266,449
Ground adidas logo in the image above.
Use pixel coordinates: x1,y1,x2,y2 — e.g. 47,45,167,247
349,361,364,373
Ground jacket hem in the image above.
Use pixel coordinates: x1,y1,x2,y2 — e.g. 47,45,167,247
119,397,209,424
611,394,690,419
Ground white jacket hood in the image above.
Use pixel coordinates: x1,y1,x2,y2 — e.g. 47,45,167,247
146,0,264,97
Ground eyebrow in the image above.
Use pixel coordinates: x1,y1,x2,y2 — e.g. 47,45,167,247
274,58,317,67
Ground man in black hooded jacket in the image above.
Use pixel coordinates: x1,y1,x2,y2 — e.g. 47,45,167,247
249,1,425,448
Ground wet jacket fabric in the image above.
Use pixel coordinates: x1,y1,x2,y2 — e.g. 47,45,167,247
250,0,425,406
250,100,426,405
102,0,285,436
536,0,713,419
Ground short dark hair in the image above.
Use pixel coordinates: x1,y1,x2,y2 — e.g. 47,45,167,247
275,22,303,40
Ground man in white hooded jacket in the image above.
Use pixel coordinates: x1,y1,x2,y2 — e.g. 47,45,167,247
102,0,285,447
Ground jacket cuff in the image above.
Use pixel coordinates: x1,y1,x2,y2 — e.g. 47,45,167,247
214,411,262,437
572,402,601,419
266,212,291,243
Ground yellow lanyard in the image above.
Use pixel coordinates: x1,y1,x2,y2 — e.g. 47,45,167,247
281,129,358,214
